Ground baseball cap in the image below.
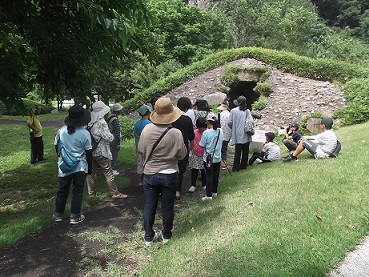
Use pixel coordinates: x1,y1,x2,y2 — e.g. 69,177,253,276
138,105,152,116
291,122,299,130
265,132,275,141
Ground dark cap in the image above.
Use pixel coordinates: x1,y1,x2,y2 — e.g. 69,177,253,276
265,132,275,141
291,122,299,130
35,105,41,110
321,117,333,128
233,96,247,106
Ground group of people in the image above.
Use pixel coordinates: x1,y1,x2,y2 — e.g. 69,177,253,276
27,95,338,245
29,102,129,225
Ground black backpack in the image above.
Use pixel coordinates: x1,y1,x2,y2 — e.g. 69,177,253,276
87,122,101,151
330,140,341,158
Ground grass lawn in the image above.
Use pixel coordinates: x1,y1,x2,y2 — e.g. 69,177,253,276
1,116,369,276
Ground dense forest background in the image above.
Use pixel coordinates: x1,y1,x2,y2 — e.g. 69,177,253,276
1,0,369,111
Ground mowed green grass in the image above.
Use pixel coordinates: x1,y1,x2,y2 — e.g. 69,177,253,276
1,117,369,276
0,119,134,248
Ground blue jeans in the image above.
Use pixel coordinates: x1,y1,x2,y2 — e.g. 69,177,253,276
143,172,178,242
54,171,86,218
204,162,221,197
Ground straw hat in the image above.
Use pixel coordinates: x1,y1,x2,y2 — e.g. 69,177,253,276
64,105,91,127
217,101,229,111
150,97,182,124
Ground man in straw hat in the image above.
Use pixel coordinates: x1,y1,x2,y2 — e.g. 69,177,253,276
53,104,92,224
86,101,128,199
138,97,187,246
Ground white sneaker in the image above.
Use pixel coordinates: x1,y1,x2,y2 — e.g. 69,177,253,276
145,231,160,246
188,186,196,193
202,196,212,201
112,170,120,175
159,231,170,244
212,193,218,197
202,186,206,191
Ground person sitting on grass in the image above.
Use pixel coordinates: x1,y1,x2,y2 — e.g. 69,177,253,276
248,132,280,165
283,117,337,162
282,122,301,155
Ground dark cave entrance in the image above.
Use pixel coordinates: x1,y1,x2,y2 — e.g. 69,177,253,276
228,81,260,111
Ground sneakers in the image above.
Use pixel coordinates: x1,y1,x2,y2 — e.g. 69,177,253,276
52,214,63,222
212,193,218,197
202,196,213,201
221,162,227,169
112,170,120,176
112,193,128,199
70,214,85,225
283,154,298,163
160,231,170,244
202,186,206,191
145,231,160,246
188,186,196,193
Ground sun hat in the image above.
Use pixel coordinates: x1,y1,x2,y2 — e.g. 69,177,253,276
90,101,110,123
138,105,152,116
64,105,91,127
233,96,247,106
112,103,123,112
217,101,229,111
150,97,182,124
265,132,275,141
321,117,333,128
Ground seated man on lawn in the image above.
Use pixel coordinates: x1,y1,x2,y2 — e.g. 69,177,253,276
283,117,337,162
249,132,280,165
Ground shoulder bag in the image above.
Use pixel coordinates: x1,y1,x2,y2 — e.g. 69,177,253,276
244,110,255,136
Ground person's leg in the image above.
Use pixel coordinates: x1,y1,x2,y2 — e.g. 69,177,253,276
30,137,37,163
37,136,45,160
283,139,297,152
70,172,87,218
54,174,73,217
160,173,178,240
200,169,206,188
98,156,121,196
221,140,229,161
240,142,250,170
86,158,98,195
110,141,118,167
212,162,221,194
248,152,262,166
204,163,213,197
190,168,199,187
233,144,241,171
143,174,160,242
176,154,188,197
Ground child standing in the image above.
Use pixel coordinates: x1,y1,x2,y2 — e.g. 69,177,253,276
199,115,224,201
188,117,207,193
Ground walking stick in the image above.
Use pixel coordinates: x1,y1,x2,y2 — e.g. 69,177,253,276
222,160,232,176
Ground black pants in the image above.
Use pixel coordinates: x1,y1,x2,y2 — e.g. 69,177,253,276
248,152,271,165
30,136,44,163
232,142,250,171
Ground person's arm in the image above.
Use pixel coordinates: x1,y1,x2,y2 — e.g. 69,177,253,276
302,135,316,140
189,140,194,151
26,117,39,133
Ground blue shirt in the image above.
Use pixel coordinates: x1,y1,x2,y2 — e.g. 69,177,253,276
199,128,224,163
134,119,151,142
54,125,92,177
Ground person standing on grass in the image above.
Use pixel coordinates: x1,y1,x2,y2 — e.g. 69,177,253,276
106,103,123,176
228,96,253,172
134,104,152,186
138,97,187,246
53,105,92,224
171,97,195,200
283,117,337,162
26,105,46,164
248,132,280,165
188,117,207,193
217,100,231,169
200,115,224,201
86,101,128,199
